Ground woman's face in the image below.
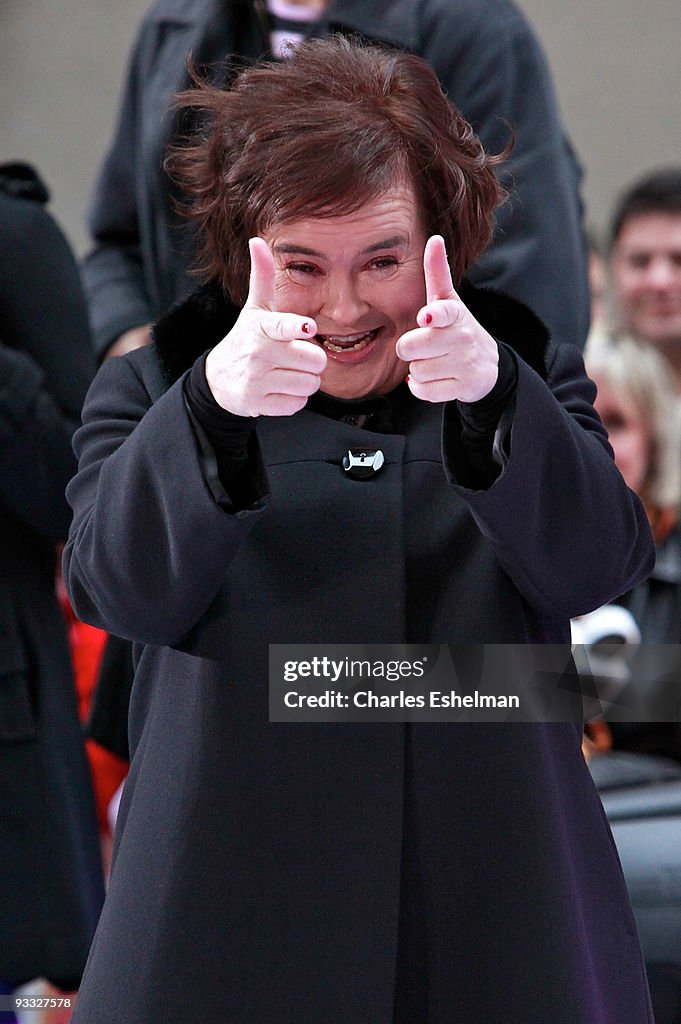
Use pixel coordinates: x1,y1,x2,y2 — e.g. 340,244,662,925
592,373,651,495
262,187,427,399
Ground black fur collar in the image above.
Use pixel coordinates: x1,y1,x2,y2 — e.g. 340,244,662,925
154,282,238,388
153,279,551,388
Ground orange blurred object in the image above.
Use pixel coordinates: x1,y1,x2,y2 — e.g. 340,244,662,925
57,563,128,834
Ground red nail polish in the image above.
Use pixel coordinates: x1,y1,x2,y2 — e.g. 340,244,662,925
301,322,311,335
424,312,433,326
405,374,410,383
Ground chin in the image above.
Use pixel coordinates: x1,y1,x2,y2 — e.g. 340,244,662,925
320,362,407,401
322,381,372,400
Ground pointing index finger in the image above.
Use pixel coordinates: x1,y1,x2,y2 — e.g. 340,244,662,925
245,237,277,311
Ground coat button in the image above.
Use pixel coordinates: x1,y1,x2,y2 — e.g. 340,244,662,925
342,448,385,479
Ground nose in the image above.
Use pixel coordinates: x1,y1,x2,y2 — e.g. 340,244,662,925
645,257,677,290
319,273,370,327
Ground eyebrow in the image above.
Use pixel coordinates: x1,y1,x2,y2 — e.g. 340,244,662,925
272,235,410,257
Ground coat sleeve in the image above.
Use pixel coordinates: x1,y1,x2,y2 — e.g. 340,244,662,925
0,194,96,544
63,353,269,647
81,25,156,360
422,0,589,350
442,342,655,621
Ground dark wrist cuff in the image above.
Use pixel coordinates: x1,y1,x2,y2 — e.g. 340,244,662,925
457,343,518,434
184,353,256,456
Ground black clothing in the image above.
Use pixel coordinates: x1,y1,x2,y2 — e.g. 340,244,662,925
612,527,681,762
183,341,518,495
63,280,654,1023
0,164,104,986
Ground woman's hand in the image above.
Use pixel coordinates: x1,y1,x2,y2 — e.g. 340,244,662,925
205,238,327,417
396,235,499,404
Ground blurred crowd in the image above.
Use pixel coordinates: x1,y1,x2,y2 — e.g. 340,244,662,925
1,1,680,1022
580,168,681,770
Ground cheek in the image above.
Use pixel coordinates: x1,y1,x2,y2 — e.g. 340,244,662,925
631,431,651,475
380,276,426,326
612,430,650,491
613,265,645,303
274,279,320,315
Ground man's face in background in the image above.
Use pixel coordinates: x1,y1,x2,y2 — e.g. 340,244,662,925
610,212,681,353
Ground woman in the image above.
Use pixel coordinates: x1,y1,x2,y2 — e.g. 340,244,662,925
65,39,654,1023
0,163,103,1011
584,331,681,1024
586,331,681,762
587,329,681,561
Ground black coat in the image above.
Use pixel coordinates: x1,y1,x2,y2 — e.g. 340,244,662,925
64,284,654,1022
83,0,589,357
610,527,681,761
0,165,104,986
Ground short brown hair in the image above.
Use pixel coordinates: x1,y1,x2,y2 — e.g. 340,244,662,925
169,35,506,304
608,167,681,252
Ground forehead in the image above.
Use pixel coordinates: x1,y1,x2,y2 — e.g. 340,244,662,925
264,186,425,255
615,212,681,253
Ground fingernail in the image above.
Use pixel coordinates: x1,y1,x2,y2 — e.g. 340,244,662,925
405,374,410,383
301,322,312,335
424,312,433,326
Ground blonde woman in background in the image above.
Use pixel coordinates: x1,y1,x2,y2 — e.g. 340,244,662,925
585,329,681,762
587,329,681,557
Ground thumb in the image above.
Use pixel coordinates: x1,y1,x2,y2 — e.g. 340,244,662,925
245,237,277,311
423,234,458,304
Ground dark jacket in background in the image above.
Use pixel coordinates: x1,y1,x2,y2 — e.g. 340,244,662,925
610,527,681,761
63,281,654,1023
83,0,589,358
0,164,104,987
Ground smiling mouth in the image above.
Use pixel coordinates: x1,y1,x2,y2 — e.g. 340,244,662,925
316,328,379,353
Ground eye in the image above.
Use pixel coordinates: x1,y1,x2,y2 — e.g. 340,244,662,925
367,255,400,273
602,414,627,432
285,261,322,280
627,254,651,271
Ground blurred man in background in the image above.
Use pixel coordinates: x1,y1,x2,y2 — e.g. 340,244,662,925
608,167,681,388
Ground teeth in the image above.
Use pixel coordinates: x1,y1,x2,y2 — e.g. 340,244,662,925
319,329,375,353
324,331,369,344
